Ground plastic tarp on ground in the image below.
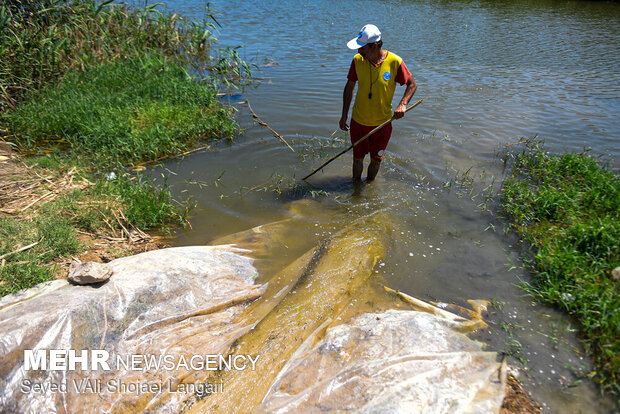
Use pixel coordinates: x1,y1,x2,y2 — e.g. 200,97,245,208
0,212,506,413
0,246,264,413
256,309,506,413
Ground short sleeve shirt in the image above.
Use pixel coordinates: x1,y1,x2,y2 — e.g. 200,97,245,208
347,51,412,126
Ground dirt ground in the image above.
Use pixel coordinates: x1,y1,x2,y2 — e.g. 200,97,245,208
502,375,541,413
0,141,167,276
1,141,540,413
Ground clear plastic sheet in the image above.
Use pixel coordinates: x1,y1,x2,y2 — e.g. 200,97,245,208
0,246,264,413
257,309,506,413
186,212,390,413
1,211,506,413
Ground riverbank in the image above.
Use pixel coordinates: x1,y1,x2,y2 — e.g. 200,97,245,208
500,141,619,396
0,1,249,296
0,140,543,413
0,142,171,295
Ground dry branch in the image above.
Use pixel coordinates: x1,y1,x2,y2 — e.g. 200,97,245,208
246,100,295,152
0,164,91,214
0,239,41,260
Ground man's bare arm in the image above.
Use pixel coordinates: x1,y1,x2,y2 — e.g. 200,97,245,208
339,80,356,130
393,77,417,119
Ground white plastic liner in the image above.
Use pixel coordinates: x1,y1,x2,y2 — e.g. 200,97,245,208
0,246,264,413
0,214,507,413
257,309,506,414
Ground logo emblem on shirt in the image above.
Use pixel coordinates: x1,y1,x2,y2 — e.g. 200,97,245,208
383,72,391,81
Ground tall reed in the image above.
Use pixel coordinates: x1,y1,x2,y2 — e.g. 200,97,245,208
0,0,251,111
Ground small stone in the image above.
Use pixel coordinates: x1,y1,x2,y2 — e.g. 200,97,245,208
612,267,620,282
68,261,112,285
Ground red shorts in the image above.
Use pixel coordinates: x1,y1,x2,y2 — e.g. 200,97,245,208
350,119,392,161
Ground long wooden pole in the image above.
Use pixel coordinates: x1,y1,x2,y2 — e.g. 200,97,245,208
301,99,423,181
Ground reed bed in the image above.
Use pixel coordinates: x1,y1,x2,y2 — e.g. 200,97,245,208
0,0,251,110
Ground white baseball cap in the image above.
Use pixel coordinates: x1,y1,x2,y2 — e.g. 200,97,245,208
347,24,381,49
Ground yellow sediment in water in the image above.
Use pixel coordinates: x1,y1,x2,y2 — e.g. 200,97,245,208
208,199,336,282
185,213,389,413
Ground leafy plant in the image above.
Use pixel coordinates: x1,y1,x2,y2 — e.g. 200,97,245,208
500,140,620,395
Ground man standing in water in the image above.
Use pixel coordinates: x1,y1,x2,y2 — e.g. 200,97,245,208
339,24,417,181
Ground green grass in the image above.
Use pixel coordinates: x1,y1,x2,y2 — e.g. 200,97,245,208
24,153,66,170
0,0,234,110
3,54,236,166
48,172,190,233
1,54,229,297
0,214,80,297
0,262,54,297
0,171,188,297
500,141,619,395
110,175,187,231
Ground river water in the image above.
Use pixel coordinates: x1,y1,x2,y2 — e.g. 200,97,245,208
154,0,619,412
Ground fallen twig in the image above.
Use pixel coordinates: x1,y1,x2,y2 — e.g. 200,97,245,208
76,229,126,243
20,191,55,212
0,239,42,260
21,162,54,184
240,172,276,196
246,100,295,152
506,140,528,147
112,209,132,241
118,210,153,241
98,209,120,237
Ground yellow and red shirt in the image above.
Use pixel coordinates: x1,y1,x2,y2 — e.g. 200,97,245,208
347,51,412,126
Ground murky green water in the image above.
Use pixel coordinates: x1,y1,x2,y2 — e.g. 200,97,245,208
154,0,619,411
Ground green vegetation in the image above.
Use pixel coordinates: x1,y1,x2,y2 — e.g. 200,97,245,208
0,213,80,296
4,54,235,166
500,141,619,395
0,1,252,296
0,0,250,110
0,165,187,297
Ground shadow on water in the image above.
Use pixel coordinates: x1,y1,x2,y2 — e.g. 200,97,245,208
216,93,243,104
280,175,383,204
280,175,356,200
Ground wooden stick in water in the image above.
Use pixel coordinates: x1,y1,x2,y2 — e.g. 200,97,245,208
247,100,295,152
302,99,423,181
